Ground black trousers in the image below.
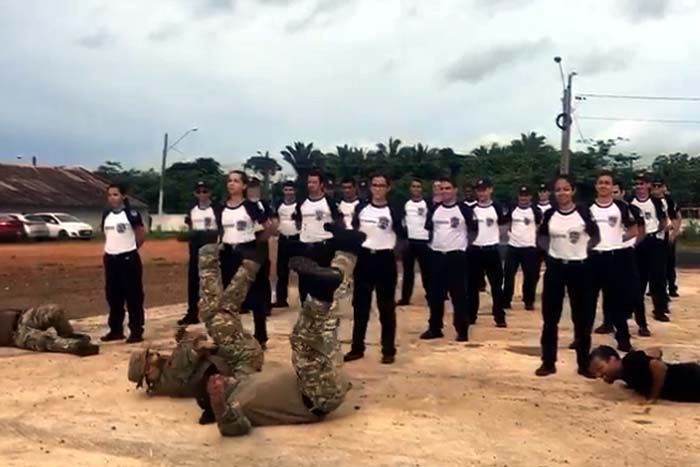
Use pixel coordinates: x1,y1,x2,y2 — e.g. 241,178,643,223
467,246,506,323
427,250,469,336
400,239,430,304
275,234,299,304
351,249,397,356
637,236,669,314
619,247,648,328
590,250,631,344
540,257,595,369
298,241,335,304
220,243,268,345
667,237,678,294
104,250,145,337
503,246,540,307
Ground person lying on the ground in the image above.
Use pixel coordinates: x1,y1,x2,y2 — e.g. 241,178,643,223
0,304,98,356
589,345,700,403
206,234,361,437
128,243,265,424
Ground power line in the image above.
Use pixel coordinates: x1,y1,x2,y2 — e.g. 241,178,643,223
579,116,700,124
577,93,700,102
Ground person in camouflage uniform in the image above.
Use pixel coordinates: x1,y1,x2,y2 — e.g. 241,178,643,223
0,304,98,356
128,243,264,424
206,227,364,437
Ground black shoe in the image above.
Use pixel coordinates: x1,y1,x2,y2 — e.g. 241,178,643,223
646,291,652,297
535,364,556,377
617,340,633,352
198,409,216,425
289,256,343,298
271,301,289,308
100,332,125,342
577,368,596,379
525,303,535,311
74,343,100,357
397,299,411,307
455,334,469,342
469,317,477,325
239,309,251,315
177,315,199,326
594,324,614,335
653,312,670,322
638,327,651,337
503,302,512,310
669,291,679,298
479,286,487,293
568,340,578,350
495,318,507,328
381,354,395,364
126,334,144,344
68,333,92,343
324,224,367,253
419,329,444,340
344,351,364,362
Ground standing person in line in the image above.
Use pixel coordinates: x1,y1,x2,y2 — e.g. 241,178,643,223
179,181,221,326
219,171,272,347
463,183,477,207
293,169,342,304
631,174,670,322
420,177,478,341
654,180,681,298
432,180,443,205
589,171,638,352
467,178,508,328
338,178,360,230
537,183,553,214
503,185,542,311
100,183,146,343
344,174,405,364
535,175,600,378
612,183,650,336
272,181,299,309
398,178,432,307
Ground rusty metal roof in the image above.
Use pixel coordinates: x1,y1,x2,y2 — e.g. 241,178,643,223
0,164,147,208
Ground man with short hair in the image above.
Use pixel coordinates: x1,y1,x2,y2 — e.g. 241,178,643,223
398,178,432,307
272,180,299,309
537,183,552,214
589,345,700,403
654,180,681,298
339,178,360,230
432,180,443,205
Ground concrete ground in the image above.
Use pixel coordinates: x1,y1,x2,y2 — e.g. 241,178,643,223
1,271,699,467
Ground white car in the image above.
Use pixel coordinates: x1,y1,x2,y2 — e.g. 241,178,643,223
0,213,50,239
26,213,94,240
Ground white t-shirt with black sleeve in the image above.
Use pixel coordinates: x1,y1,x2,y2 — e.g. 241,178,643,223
471,202,507,247
506,205,542,248
352,201,405,251
185,203,219,232
403,198,430,241
539,205,600,261
425,203,478,253
464,200,477,208
631,197,667,240
276,201,299,237
102,208,143,255
590,200,636,251
220,200,267,245
294,196,340,244
624,203,645,248
339,199,360,230
538,202,553,215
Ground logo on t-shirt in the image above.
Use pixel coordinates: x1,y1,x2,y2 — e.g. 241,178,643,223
607,215,618,227
568,230,581,244
523,217,531,226
315,210,325,221
377,216,390,230
644,211,652,220
417,207,425,216
450,217,460,228
116,223,128,234
204,217,213,228
236,220,248,231
486,218,495,227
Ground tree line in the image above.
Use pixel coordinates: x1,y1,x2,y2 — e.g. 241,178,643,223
97,132,700,213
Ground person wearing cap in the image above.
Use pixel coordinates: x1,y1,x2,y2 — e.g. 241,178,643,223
338,178,360,230
128,244,265,425
398,177,432,307
179,181,222,326
0,304,98,356
503,185,542,311
271,180,299,309
631,173,670,322
588,170,638,352
652,180,681,298
467,177,508,328
537,184,553,214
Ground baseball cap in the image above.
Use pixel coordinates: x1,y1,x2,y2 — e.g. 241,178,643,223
635,172,650,183
128,349,150,389
651,175,665,184
518,185,530,195
475,178,493,189
194,180,210,190
538,183,548,192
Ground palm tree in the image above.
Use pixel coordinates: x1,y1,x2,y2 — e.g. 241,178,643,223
244,151,282,198
280,142,324,186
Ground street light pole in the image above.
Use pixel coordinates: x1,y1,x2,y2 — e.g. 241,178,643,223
157,127,198,215
554,57,576,175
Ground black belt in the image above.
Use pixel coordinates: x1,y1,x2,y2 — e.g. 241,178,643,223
469,244,499,250
590,249,624,256
360,247,394,255
279,234,299,239
304,239,331,246
431,249,465,255
104,249,138,258
548,257,587,265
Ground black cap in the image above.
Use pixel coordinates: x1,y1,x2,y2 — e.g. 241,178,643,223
651,175,665,184
518,185,530,195
635,172,650,182
475,178,492,189
538,183,548,192
194,180,210,190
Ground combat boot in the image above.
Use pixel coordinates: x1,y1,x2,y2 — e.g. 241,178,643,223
73,343,100,357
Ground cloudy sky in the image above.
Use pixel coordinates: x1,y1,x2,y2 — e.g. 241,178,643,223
1,0,699,171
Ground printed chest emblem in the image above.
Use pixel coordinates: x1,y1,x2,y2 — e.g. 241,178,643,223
236,220,248,231
377,216,390,230
450,217,460,228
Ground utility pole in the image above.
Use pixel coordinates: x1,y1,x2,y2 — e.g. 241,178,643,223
158,132,168,215
554,56,576,175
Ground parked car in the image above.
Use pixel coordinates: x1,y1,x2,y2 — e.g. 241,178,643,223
0,213,50,240
0,215,24,241
25,213,94,240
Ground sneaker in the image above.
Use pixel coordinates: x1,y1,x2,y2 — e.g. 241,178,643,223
577,368,596,379
495,318,507,328
126,334,144,344
381,355,395,364
594,324,614,335
343,351,364,362
74,343,100,357
396,299,411,307
419,329,444,340
271,302,289,308
535,364,556,377
524,303,535,311
653,312,670,323
455,334,469,342
177,315,199,326
638,327,651,337
617,340,633,352
100,332,125,342
669,291,680,298
198,409,216,425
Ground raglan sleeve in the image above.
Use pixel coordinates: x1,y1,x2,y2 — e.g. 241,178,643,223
616,200,635,228
390,203,407,239
533,206,543,225
351,202,364,230
495,202,509,225
580,205,600,248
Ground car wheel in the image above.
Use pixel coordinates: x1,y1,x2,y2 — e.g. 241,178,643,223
58,230,69,240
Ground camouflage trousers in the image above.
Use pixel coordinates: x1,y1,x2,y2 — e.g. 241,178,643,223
290,250,356,413
197,244,264,378
14,304,85,354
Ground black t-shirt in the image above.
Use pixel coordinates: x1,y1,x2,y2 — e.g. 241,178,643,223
622,351,700,402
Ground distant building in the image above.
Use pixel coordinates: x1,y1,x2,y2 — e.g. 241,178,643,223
0,163,149,231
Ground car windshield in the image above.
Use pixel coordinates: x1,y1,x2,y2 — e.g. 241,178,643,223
55,214,81,223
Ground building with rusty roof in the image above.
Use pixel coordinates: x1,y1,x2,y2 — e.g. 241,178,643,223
0,163,149,231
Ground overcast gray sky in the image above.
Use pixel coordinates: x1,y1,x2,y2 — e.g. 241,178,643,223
1,0,699,170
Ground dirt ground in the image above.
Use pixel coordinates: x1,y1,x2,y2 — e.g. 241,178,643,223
1,242,699,466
